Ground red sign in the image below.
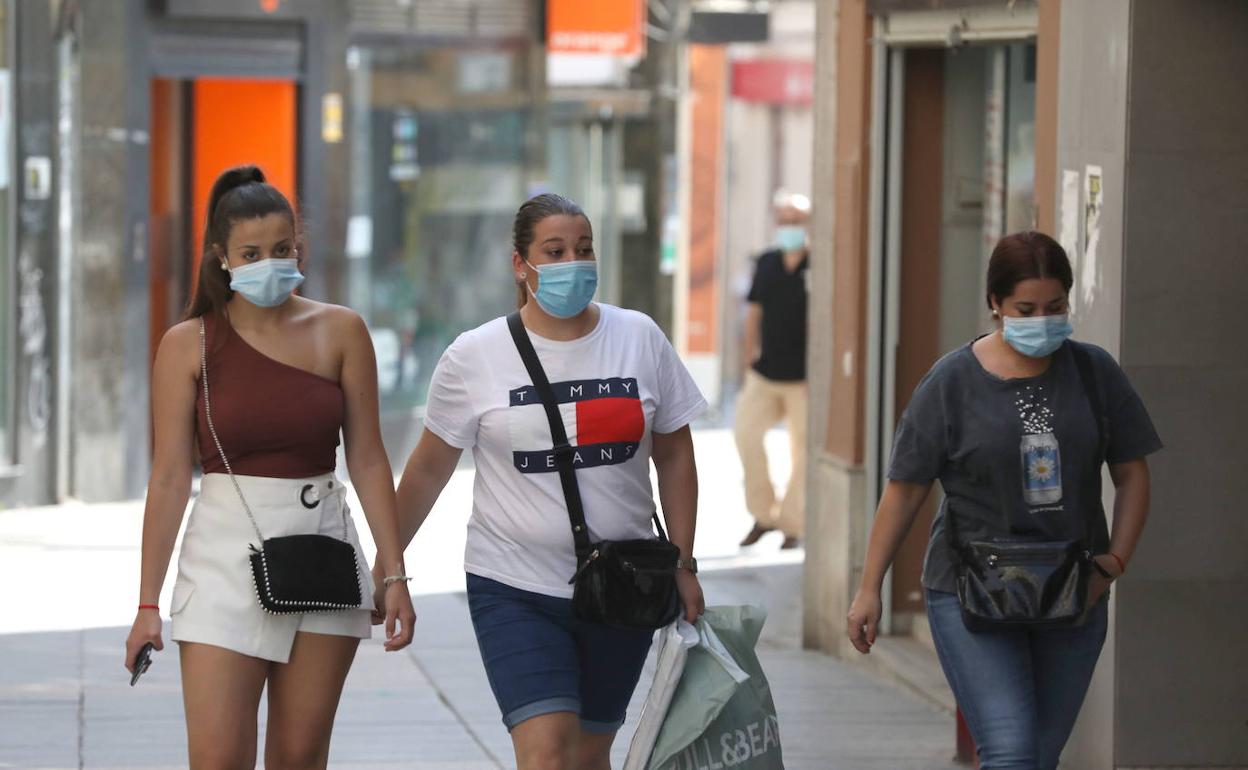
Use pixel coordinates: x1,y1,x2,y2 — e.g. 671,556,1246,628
731,59,816,106
547,0,645,58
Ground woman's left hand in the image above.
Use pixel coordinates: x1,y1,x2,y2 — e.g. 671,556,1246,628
1086,554,1121,606
676,570,705,623
383,581,417,652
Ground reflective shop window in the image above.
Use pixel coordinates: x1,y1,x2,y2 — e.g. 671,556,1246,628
1003,43,1037,235
977,42,1037,260
344,43,538,413
0,9,11,463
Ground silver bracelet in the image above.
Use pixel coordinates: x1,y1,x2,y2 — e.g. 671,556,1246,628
383,575,412,587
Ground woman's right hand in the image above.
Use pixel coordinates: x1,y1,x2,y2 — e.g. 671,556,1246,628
124,609,164,673
370,563,386,625
846,589,882,654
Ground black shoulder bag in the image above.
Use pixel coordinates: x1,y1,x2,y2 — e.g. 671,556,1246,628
951,343,1108,631
506,312,682,630
199,319,363,615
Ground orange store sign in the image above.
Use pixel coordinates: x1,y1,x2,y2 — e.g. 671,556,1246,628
547,0,645,58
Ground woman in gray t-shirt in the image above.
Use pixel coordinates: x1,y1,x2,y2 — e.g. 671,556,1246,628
846,231,1160,769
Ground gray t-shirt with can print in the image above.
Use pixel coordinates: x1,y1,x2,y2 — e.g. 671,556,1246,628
887,339,1163,595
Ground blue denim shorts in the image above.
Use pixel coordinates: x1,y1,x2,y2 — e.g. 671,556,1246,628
466,573,654,733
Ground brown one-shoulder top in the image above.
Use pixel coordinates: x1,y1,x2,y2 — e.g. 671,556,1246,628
196,313,344,478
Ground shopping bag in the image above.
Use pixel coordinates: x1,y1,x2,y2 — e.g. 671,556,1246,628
626,605,784,770
623,620,700,770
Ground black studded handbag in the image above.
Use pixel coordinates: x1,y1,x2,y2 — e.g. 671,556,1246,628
507,313,682,630
949,343,1107,631
198,319,363,615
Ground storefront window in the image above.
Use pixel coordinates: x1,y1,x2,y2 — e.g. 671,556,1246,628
0,3,12,463
931,43,1039,354
344,41,539,413
1004,43,1037,234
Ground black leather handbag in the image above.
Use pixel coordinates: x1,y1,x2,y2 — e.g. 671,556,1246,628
199,319,363,615
507,312,682,630
950,343,1107,632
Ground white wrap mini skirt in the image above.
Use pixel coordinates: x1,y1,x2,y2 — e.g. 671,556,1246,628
170,472,373,662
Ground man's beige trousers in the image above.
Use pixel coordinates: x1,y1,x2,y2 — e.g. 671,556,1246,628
732,370,808,539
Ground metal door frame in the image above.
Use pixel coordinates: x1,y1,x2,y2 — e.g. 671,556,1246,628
863,42,904,634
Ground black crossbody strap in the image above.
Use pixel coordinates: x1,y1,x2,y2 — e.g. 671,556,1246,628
507,312,594,557
1071,343,1107,463
506,313,670,561
1071,342,1110,549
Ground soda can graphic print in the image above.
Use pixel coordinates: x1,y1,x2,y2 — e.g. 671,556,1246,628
508,377,645,473
1020,433,1062,505
1015,384,1062,506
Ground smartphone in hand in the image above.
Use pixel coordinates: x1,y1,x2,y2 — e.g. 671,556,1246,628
129,642,155,687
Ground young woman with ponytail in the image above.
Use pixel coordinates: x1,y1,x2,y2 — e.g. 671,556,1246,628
123,165,416,770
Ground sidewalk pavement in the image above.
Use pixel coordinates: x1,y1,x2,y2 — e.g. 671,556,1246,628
0,430,960,769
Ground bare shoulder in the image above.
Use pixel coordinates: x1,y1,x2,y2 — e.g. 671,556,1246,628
152,316,205,381
296,298,368,334
298,300,373,356
155,318,202,372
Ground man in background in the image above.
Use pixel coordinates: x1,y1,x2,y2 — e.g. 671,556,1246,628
734,191,811,550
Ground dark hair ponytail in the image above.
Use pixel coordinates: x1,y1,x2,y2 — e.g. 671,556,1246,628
511,193,588,309
182,165,296,320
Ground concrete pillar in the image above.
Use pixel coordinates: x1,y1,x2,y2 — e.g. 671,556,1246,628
1058,1,1248,765
1113,1,1248,765
8,0,60,506
70,0,151,501
803,0,872,656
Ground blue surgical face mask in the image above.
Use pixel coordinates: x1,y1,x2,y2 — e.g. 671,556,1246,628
776,225,808,252
228,257,305,308
1002,313,1073,358
525,260,598,319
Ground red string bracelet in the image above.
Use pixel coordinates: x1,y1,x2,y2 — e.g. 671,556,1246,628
138,604,160,611
1107,553,1126,576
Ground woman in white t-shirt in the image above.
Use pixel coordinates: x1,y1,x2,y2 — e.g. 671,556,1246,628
387,193,707,768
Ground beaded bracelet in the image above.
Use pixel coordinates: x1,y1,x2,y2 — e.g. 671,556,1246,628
383,575,413,587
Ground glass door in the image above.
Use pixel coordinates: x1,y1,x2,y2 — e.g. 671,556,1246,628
345,42,538,414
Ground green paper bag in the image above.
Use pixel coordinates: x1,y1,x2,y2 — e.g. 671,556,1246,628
646,605,784,770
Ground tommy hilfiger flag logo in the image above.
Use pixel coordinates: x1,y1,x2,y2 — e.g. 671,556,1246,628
509,377,644,474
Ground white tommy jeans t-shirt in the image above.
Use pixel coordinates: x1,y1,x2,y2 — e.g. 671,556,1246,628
423,304,708,598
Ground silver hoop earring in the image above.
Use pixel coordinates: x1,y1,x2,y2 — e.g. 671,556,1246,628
518,272,526,280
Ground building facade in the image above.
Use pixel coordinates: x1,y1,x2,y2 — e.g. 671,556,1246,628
805,0,1248,766
1,0,60,508
0,0,691,508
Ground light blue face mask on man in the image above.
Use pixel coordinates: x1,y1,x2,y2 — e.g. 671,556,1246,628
525,260,599,319
228,257,305,308
776,225,808,252
1002,313,1074,358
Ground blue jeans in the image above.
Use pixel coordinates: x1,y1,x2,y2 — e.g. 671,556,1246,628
926,589,1108,769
